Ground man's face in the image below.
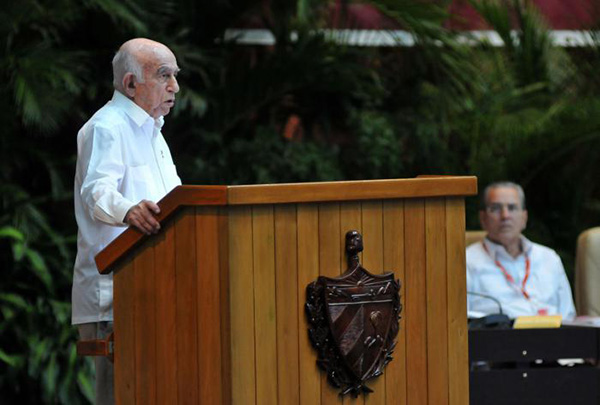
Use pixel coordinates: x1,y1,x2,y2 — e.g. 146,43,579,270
480,187,528,243
133,47,180,118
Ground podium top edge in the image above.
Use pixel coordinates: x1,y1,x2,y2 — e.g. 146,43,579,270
95,176,477,274
226,175,477,205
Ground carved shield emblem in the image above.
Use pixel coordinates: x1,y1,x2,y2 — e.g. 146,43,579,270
305,231,402,397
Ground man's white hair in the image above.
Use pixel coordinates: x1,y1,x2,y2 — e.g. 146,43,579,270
482,181,526,210
112,48,144,91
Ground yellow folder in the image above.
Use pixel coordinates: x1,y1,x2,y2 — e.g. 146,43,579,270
513,315,562,329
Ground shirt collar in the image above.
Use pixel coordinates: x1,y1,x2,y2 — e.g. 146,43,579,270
154,115,164,132
110,90,164,131
483,235,532,259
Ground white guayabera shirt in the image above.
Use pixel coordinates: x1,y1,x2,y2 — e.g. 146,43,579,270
72,90,181,325
466,236,576,320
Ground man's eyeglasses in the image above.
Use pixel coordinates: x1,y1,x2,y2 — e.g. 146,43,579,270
485,203,522,214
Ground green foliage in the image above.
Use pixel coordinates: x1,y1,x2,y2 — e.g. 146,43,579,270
0,225,94,403
416,0,600,270
229,126,343,183
0,0,138,402
344,110,403,179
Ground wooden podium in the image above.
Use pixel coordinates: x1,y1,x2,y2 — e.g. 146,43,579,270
95,176,476,404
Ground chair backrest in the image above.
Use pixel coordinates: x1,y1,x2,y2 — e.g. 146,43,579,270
466,230,487,248
575,227,600,316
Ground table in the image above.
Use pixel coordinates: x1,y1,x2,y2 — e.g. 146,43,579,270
469,326,600,404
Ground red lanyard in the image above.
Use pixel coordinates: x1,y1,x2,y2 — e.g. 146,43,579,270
482,241,531,300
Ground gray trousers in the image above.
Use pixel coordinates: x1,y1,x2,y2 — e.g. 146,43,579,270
78,322,114,405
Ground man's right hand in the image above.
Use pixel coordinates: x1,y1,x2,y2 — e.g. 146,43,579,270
124,200,161,235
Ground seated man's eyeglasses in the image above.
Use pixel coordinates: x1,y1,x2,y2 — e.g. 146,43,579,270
485,203,522,214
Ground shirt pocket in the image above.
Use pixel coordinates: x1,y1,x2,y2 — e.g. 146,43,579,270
123,164,160,202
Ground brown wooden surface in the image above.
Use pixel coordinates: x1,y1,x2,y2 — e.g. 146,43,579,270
383,200,407,404
113,258,135,405
405,199,428,405
218,209,232,405
425,199,449,405
96,186,227,274
362,201,385,405
196,207,225,404
174,209,199,405
229,206,256,404
134,239,157,405
446,198,469,405
297,204,321,405
105,177,474,405
275,205,301,404
228,176,476,205
154,221,178,404
252,205,278,405
76,334,113,357
318,202,344,404
97,177,476,275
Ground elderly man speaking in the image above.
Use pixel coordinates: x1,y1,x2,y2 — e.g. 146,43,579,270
72,38,182,404
466,181,576,320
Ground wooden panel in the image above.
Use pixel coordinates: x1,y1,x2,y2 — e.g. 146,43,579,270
297,204,321,405
107,181,473,405
275,205,300,404
252,205,278,404
196,207,224,404
425,199,449,405
445,198,469,405
229,207,256,404
175,208,199,405
228,177,477,205
383,200,407,404
318,203,343,404
154,222,177,404
340,202,363,405
218,210,232,405
404,199,428,405
362,201,385,405
100,179,475,275
114,257,135,405
97,185,227,274
134,240,157,405
99,178,475,276
318,203,342,275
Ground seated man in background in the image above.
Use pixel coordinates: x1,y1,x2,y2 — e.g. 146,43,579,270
467,181,576,319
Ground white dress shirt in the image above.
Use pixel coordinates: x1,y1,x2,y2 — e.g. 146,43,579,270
72,91,181,325
466,236,576,319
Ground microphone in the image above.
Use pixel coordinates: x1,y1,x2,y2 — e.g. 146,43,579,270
467,291,512,329
467,291,504,315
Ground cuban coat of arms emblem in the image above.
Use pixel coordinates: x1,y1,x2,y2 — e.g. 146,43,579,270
305,230,402,397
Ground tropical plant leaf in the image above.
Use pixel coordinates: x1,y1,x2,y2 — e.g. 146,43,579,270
0,293,29,310
0,349,25,367
0,227,24,241
83,0,150,33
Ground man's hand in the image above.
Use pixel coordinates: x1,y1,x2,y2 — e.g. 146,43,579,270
124,200,161,235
